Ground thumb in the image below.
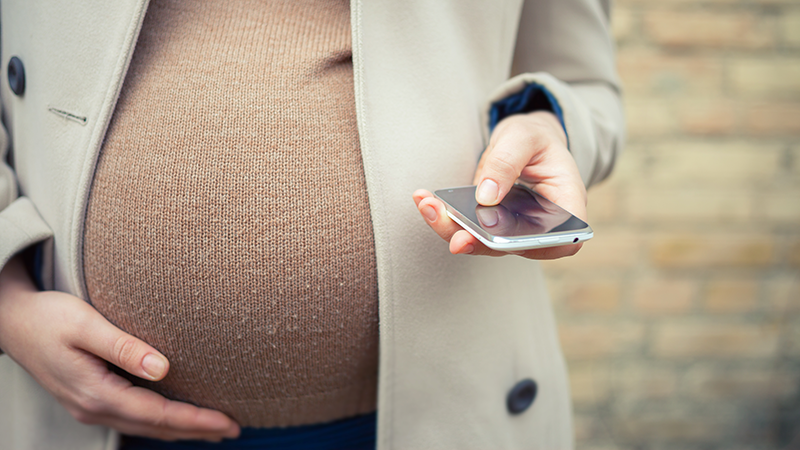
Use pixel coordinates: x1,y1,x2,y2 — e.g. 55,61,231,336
73,308,170,381
475,143,530,207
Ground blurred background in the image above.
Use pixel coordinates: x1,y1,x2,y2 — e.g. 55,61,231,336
542,0,800,448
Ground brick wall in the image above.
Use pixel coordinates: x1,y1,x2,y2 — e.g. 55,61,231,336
543,0,800,448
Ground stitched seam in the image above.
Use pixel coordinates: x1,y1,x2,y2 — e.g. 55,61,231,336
47,107,88,125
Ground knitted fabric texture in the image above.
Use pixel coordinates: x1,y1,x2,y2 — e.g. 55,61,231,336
83,0,378,428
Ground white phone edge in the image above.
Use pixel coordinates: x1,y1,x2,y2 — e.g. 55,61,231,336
445,210,593,251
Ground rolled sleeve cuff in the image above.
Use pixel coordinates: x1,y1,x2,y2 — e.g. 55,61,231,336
0,198,53,282
483,72,604,188
488,82,568,148
0,198,52,356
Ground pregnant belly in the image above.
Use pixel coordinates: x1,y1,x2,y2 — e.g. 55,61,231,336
83,0,378,426
83,174,379,427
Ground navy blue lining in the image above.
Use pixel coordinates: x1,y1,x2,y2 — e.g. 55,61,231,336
119,412,376,450
489,82,568,148
21,241,45,290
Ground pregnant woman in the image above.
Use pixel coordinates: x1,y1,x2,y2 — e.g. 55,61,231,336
0,0,623,448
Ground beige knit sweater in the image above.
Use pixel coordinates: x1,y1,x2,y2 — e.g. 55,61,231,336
83,0,378,428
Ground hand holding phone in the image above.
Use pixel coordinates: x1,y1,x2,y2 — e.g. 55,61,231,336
434,185,592,251
413,110,587,259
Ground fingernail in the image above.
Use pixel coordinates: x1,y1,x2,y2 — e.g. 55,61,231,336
463,244,475,254
142,353,167,380
476,208,498,227
476,179,498,205
422,205,437,222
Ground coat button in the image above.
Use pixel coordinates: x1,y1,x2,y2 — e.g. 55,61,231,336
507,378,537,414
8,56,25,96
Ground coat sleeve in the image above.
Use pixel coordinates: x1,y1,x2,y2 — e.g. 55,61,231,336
485,0,625,188
0,100,54,356
0,101,54,286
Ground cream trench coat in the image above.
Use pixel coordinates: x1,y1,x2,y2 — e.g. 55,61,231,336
0,0,623,448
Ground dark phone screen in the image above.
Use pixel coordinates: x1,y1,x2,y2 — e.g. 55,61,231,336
435,185,588,238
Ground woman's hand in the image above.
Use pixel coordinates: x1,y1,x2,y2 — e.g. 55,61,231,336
414,110,587,260
0,256,241,442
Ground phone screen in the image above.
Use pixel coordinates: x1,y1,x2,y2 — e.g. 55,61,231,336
434,185,588,238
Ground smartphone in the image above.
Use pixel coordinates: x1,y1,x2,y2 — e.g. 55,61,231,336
433,184,593,251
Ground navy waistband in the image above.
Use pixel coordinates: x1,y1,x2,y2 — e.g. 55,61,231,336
120,412,376,450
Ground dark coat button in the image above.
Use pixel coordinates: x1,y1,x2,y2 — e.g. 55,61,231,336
507,378,537,414
8,56,25,96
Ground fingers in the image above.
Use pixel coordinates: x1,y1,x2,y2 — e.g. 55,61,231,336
70,307,170,382
448,230,496,257
65,332,240,441
412,190,582,259
108,385,239,436
412,189,429,207
414,191,461,243
101,418,227,442
414,191,507,257
71,380,240,441
4,289,239,442
473,110,576,210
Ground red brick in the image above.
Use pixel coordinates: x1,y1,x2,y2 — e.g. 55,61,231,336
787,319,800,356
604,145,644,184
643,140,783,186
617,49,724,95
612,364,677,400
586,179,620,224
612,7,636,42
613,415,725,443
649,233,775,269
624,98,677,138
572,414,597,443
676,98,739,135
731,58,800,98
632,278,697,315
783,10,800,47
569,364,611,406
761,191,800,224
792,145,800,179
704,278,759,313
562,279,622,314
559,323,645,359
644,10,775,49
767,275,799,314
685,367,798,400
745,102,800,136
653,323,780,358
789,239,800,267
626,188,752,224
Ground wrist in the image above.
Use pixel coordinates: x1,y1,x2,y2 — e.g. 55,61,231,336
492,110,568,152
522,111,568,147
0,256,39,355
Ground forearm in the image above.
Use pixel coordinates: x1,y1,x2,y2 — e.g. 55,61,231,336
0,254,38,356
